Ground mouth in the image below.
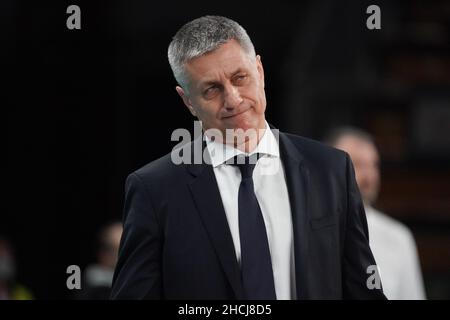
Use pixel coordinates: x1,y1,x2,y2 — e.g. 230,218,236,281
222,109,249,119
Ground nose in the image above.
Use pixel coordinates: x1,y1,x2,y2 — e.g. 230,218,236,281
223,85,243,110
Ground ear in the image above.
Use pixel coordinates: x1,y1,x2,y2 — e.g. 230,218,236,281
255,55,265,88
176,86,197,117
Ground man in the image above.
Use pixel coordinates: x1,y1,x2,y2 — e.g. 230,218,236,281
327,127,426,299
79,222,122,299
111,16,385,299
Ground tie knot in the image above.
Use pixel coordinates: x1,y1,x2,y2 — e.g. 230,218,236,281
228,154,261,179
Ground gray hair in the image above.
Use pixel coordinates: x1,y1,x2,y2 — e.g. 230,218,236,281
324,126,375,147
168,15,256,89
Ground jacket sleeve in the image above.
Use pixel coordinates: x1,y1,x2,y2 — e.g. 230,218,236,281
110,172,162,299
341,153,387,299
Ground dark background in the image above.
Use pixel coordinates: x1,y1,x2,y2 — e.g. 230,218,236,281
4,0,450,299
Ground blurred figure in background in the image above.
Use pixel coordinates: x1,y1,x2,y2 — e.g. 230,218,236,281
81,221,122,299
326,127,426,300
0,237,33,300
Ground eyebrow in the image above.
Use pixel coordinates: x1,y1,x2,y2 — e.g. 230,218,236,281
199,68,247,89
229,68,246,77
200,80,219,89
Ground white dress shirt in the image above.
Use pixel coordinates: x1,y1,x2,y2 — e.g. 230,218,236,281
365,206,426,300
205,122,296,300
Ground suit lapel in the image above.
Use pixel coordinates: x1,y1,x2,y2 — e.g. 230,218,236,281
278,131,311,299
183,130,311,299
185,138,245,299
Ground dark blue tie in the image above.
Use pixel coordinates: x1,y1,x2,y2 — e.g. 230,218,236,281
231,154,276,300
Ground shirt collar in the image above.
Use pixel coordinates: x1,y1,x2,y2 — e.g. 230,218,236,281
205,121,280,168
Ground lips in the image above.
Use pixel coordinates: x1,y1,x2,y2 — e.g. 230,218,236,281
223,109,249,119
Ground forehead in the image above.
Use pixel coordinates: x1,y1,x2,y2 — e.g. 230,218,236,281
184,40,255,85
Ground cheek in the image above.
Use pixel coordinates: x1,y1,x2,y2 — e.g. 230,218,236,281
248,85,266,112
257,83,267,109
354,169,367,187
355,175,364,189
259,94,267,112
194,101,218,118
371,171,380,187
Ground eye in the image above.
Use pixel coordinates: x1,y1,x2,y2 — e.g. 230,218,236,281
203,86,219,99
233,74,248,84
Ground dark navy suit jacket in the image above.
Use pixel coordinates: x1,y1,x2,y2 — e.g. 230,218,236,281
110,129,386,299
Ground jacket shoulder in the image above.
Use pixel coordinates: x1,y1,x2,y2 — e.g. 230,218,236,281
130,147,188,186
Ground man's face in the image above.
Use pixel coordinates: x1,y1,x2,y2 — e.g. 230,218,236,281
176,40,267,139
334,136,381,206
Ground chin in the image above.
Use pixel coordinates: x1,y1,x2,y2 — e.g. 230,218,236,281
236,114,262,130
